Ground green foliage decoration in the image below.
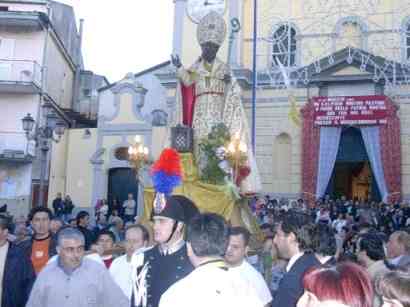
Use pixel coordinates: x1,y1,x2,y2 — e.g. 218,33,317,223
198,123,231,184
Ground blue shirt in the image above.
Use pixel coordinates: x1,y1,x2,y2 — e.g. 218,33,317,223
26,257,130,307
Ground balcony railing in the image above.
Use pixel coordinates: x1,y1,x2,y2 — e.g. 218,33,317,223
0,59,42,88
0,131,35,162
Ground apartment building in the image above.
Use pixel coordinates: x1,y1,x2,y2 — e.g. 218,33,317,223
0,0,104,216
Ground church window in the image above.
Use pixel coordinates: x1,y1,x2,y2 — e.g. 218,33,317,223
272,133,292,191
114,147,129,161
271,24,297,67
334,17,367,51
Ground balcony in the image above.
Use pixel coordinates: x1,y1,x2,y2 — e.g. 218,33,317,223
0,131,35,163
0,59,42,93
0,11,48,30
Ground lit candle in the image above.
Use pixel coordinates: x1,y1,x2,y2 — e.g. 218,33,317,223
239,142,247,153
143,147,149,155
234,131,240,140
134,135,142,143
128,147,133,155
228,143,235,153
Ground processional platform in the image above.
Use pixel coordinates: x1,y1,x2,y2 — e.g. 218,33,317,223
142,153,263,244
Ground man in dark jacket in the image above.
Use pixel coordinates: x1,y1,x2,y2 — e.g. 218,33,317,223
272,213,320,307
0,215,35,307
52,192,64,218
19,207,57,275
62,195,75,222
76,211,95,250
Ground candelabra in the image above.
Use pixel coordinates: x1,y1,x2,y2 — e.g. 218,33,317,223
128,135,149,174
225,132,248,184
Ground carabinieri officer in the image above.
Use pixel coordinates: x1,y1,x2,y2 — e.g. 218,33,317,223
132,195,199,307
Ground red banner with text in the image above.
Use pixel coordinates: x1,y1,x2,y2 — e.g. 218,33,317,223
313,95,388,126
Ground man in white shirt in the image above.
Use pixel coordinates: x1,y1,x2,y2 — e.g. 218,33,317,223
159,213,263,307
225,226,272,307
123,194,136,223
109,224,150,300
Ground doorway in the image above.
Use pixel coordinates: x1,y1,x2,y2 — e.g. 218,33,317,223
326,127,381,201
107,168,138,215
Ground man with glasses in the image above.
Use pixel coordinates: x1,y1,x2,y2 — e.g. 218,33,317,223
26,227,129,307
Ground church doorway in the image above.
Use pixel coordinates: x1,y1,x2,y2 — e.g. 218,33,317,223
326,127,381,201
107,168,139,214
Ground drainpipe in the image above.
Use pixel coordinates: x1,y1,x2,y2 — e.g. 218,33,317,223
72,18,84,125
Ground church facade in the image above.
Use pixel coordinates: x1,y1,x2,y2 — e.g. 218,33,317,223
165,0,410,202
48,0,410,212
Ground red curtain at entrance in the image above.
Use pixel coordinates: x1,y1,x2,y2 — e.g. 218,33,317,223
379,99,401,203
301,97,402,204
301,100,320,204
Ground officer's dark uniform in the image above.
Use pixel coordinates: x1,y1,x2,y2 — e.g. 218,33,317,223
134,195,199,307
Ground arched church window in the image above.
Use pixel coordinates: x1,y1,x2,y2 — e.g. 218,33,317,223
114,147,129,161
151,109,168,127
272,133,292,191
271,24,297,67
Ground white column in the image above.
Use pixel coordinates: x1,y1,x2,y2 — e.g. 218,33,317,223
172,0,187,56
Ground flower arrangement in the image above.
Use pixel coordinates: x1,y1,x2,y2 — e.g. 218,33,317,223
198,124,251,195
198,123,231,185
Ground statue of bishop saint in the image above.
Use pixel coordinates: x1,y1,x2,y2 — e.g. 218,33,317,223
171,11,261,194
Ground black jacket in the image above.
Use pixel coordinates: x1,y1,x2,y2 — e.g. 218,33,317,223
18,233,58,264
63,200,75,214
52,198,64,217
77,225,96,250
136,244,194,307
272,252,321,307
2,242,35,307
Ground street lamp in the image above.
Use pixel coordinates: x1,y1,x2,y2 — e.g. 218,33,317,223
22,111,66,207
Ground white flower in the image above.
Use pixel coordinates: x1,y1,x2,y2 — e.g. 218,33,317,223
215,146,226,160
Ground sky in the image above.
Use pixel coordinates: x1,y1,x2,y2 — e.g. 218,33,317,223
58,0,175,82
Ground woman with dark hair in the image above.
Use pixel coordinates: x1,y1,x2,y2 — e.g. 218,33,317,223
110,197,122,217
375,269,410,307
297,262,373,307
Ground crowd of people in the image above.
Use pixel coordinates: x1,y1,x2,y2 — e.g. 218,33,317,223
0,194,409,307
94,193,137,224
